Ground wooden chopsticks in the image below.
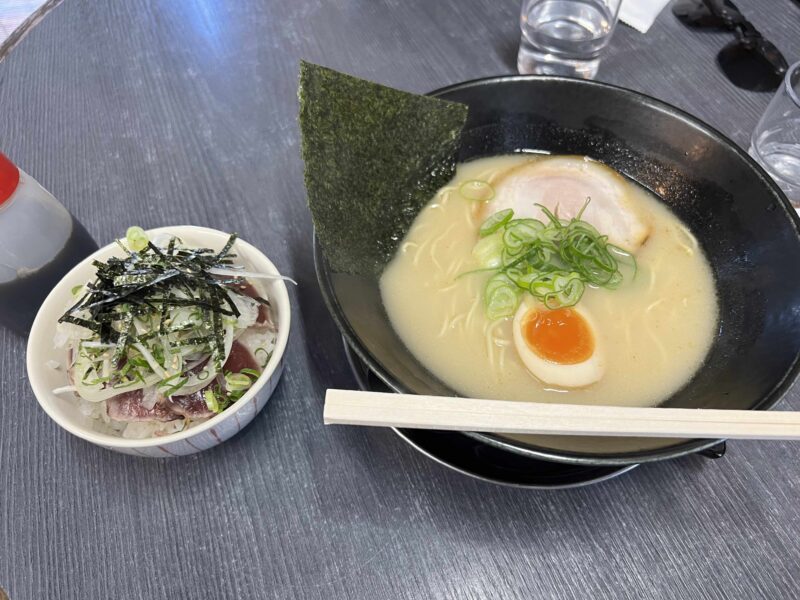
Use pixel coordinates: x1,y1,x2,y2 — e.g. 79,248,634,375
324,389,800,440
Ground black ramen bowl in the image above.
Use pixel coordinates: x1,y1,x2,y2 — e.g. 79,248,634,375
315,75,800,466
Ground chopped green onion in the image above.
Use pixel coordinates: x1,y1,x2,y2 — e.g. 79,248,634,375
479,208,514,238
158,375,188,397
225,372,252,392
468,202,636,318
204,389,221,413
112,379,139,389
485,273,521,320
125,226,149,252
472,232,504,269
502,219,544,250
128,356,149,369
240,368,261,379
459,180,495,202
254,347,271,368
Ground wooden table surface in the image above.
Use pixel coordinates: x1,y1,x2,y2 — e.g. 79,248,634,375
1,1,799,598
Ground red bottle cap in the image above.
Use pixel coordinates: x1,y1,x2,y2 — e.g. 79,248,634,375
0,152,20,207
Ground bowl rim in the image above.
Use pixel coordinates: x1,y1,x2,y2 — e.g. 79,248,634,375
315,74,800,465
26,225,291,448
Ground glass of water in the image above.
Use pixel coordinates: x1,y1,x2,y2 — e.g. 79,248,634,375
749,61,800,207
517,0,622,79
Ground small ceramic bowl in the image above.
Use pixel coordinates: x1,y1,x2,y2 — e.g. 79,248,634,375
26,226,291,457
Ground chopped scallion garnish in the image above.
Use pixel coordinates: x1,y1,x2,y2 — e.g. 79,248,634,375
126,226,149,252
225,372,252,392
469,202,636,318
459,179,495,202
204,389,221,413
254,347,272,368
478,208,514,238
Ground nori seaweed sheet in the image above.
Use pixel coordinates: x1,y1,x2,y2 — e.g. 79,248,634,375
298,61,468,277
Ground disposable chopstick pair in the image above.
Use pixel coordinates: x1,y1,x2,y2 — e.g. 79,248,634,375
324,389,800,440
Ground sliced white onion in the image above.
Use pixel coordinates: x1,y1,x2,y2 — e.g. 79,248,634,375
230,292,260,330
140,386,159,410
169,323,234,396
101,357,112,380
183,357,209,372
132,342,170,380
170,367,217,397
207,267,297,286
52,385,77,395
80,341,115,349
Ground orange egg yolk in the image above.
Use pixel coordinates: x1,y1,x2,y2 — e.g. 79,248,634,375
522,307,595,365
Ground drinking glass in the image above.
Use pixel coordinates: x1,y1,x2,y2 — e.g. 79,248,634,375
517,0,622,79
749,61,800,207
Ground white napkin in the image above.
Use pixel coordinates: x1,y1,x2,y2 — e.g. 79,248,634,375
619,0,673,33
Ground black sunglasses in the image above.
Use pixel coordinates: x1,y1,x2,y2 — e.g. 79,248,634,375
673,0,789,92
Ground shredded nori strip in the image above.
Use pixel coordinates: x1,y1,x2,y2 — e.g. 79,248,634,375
59,233,264,366
298,61,468,277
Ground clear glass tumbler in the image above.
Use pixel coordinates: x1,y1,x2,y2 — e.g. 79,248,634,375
517,0,622,79
749,61,800,207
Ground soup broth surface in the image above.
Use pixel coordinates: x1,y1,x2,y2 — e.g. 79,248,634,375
380,155,718,407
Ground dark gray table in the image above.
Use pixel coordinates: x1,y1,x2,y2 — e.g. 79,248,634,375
1,1,799,598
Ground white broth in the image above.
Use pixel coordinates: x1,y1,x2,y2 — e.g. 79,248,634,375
380,155,718,408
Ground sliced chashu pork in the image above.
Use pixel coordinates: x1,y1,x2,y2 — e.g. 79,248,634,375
488,156,650,253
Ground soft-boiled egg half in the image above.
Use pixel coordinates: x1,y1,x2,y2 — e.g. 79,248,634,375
512,299,605,388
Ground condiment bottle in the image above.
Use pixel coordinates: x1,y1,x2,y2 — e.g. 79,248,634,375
0,152,98,335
